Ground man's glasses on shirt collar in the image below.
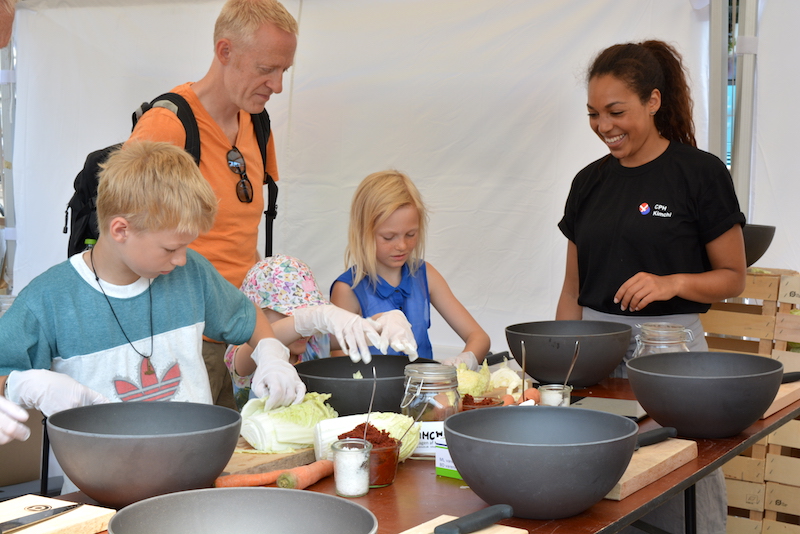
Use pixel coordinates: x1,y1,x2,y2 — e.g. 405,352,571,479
227,146,253,203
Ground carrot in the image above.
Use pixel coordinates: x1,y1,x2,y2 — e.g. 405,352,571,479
276,459,334,490
501,394,516,406
524,387,540,404
213,468,289,488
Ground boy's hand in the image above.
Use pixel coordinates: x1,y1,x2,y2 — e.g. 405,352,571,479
250,338,306,410
442,351,479,371
373,310,419,361
292,305,380,364
6,369,109,417
0,395,30,444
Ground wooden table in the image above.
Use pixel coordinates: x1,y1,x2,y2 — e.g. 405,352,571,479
68,378,800,534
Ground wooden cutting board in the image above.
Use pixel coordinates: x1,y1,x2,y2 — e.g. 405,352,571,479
0,495,114,534
762,381,800,419
399,515,526,534
222,436,316,475
604,438,698,501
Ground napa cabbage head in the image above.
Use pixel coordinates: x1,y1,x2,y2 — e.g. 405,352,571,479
489,360,523,396
241,392,338,453
456,360,491,396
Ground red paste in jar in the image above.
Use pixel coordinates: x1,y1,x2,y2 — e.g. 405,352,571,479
339,423,400,487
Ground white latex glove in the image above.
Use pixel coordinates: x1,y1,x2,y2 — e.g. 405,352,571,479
442,351,479,371
6,369,109,417
0,395,30,444
373,310,418,361
250,338,306,411
292,305,381,364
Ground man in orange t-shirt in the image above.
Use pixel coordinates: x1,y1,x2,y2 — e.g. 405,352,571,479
128,0,297,409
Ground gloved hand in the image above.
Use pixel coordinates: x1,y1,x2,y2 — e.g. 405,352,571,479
373,310,418,361
292,305,381,364
0,395,30,444
6,369,109,417
442,351,479,371
250,338,306,411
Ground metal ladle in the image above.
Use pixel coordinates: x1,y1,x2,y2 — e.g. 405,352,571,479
563,340,580,386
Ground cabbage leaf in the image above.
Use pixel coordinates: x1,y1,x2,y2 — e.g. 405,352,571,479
241,392,338,453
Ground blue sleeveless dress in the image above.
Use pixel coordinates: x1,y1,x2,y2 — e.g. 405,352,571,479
333,263,432,360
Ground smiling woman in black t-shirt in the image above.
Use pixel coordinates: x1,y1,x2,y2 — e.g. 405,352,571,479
556,39,746,534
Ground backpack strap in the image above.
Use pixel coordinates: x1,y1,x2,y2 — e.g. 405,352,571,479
131,92,201,165
251,109,277,257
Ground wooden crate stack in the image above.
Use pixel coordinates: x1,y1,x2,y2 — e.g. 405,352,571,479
700,268,800,533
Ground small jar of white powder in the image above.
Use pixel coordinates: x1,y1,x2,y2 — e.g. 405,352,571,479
538,384,573,406
332,438,372,498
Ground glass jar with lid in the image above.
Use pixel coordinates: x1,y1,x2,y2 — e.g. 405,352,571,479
632,322,694,359
401,363,460,459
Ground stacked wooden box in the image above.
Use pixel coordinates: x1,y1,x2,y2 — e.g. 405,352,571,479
700,268,800,533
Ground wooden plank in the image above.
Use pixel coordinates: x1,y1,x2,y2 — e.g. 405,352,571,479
724,455,766,483
773,351,800,373
701,309,775,339
604,438,697,501
763,518,800,533
763,383,800,420
399,515,526,534
0,495,115,534
781,275,800,306
741,272,783,301
727,479,765,512
766,454,800,487
222,437,316,475
767,482,800,516
769,420,800,449
776,313,800,344
726,514,763,534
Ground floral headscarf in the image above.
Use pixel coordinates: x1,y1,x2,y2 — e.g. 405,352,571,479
239,254,329,315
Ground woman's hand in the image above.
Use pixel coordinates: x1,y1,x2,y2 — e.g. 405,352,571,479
614,272,678,312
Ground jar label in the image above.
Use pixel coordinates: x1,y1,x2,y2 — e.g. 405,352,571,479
413,421,445,455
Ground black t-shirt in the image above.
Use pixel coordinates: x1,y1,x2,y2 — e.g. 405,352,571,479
558,142,745,316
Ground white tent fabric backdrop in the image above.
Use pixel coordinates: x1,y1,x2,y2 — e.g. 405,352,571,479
10,0,726,357
750,0,800,272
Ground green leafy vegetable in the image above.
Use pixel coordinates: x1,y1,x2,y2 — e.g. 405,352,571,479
241,392,338,453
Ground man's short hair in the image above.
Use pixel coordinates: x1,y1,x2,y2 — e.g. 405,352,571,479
214,0,298,45
96,141,218,236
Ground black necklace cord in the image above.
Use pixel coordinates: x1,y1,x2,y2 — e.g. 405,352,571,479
89,248,155,374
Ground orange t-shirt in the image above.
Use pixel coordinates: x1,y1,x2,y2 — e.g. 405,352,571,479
128,83,279,289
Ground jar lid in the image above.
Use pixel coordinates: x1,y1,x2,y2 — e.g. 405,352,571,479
404,362,456,381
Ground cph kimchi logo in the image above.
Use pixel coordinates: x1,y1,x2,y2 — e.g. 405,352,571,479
115,358,181,402
639,203,651,215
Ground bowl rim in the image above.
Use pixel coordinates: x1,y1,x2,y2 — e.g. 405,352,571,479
46,402,242,439
626,352,783,380
108,487,379,533
505,320,633,336
444,406,638,447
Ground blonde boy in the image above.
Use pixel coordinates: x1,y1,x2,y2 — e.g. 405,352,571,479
0,141,306,441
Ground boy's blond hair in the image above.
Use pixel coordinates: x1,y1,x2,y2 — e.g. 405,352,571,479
96,141,218,236
345,170,428,287
214,0,298,46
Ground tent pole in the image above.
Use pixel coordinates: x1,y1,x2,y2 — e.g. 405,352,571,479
707,0,729,163
731,0,758,218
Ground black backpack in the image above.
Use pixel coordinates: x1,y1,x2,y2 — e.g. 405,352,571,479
63,92,277,258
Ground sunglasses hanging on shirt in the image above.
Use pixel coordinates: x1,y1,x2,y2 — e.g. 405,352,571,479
227,146,253,203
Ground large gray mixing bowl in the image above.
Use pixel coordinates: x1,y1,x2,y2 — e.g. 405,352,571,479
743,223,776,267
444,406,638,519
296,354,418,415
108,487,377,534
47,402,241,508
627,351,783,438
506,320,631,387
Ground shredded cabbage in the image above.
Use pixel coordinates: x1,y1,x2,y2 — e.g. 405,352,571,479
489,360,523,396
240,392,338,453
456,360,491,396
